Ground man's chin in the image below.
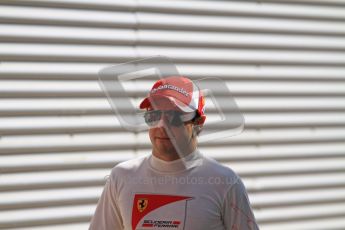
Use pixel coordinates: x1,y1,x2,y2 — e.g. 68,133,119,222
154,140,188,155
155,137,173,141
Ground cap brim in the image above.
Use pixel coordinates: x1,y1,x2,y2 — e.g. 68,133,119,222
139,95,194,113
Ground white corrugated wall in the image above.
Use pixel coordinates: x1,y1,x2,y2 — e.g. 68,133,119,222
0,0,345,229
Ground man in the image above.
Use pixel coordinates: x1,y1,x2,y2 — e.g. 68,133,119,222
89,76,259,230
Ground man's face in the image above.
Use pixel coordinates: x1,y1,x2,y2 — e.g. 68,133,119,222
147,99,195,157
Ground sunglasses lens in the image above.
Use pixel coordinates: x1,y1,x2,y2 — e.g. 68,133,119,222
168,111,184,126
144,110,195,127
144,111,161,126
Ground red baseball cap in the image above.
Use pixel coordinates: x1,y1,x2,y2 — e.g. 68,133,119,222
139,76,206,124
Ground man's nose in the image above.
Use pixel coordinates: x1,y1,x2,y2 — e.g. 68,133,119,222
157,117,173,134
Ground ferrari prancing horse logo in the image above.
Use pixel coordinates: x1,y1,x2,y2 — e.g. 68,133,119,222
137,198,148,212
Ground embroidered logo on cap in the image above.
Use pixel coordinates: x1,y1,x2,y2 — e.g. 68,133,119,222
150,84,189,97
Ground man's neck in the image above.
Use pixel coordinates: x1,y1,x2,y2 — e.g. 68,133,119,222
152,147,196,161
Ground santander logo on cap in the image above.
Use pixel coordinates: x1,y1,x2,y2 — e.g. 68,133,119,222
139,76,206,125
150,84,190,98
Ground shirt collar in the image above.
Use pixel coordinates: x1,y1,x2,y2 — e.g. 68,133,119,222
148,149,203,173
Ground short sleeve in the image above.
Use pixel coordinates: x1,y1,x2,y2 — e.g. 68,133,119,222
89,174,124,230
222,178,259,230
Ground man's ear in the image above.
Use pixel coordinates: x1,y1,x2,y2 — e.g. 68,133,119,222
195,115,206,126
193,125,202,136
192,115,206,136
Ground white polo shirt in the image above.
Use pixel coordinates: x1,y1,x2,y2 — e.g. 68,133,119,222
89,149,259,230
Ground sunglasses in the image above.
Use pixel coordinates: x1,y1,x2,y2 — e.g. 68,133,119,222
144,110,196,127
